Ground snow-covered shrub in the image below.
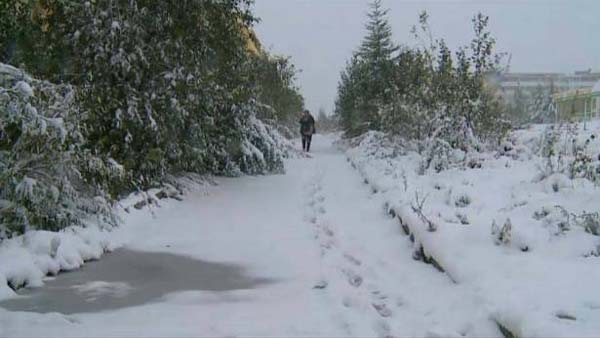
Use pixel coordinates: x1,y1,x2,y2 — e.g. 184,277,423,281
419,139,454,174
537,206,600,236
568,136,600,183
534,124,600,185
532,206,551,221
411,192,437,232
455,212,470,225
491,219,512,246
496,136,531,161
535,206,571,235
454,194,472,208
540,173,572,193
418,138,474,174
236,115,287,175
574,212,600,236
534,125,565,181
0,64,116,238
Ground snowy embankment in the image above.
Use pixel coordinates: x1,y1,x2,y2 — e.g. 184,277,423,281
0,177,210,302
345,123,600,337
0,132,295,302
0,68,297,303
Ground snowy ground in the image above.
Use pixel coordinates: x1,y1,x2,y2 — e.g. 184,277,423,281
346,122,600,337
0,135,502,337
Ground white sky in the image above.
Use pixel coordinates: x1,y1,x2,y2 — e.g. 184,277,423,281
252,0,600,114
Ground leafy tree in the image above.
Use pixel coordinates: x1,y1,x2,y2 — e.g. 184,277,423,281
379,11,508,153
250,54,304,125
0,64,117,238
1,0,304,237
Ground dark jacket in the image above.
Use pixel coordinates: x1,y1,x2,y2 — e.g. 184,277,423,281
299,114,315,136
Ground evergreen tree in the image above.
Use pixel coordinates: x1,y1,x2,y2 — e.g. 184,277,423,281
335,56,370,135
336,0,398,136
358,0,399,102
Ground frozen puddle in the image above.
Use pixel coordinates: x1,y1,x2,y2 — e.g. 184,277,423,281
0,249,271,314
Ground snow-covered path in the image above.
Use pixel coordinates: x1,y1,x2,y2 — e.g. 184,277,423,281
1,136,500,337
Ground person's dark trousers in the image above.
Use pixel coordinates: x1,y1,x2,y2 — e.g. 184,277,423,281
302,134,313,152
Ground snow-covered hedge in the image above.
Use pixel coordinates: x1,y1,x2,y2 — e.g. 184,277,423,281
236,115,292,175
0,64,117,238
0,60,291,240
346,124,600,336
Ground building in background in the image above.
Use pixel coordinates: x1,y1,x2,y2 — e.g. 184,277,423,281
552,80,600,123
487,69,600,124
491,69,600,102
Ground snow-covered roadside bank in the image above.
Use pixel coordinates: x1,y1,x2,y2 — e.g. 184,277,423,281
0,59,297,304
345,125,600,337
304,141,500,337
0,177,212,302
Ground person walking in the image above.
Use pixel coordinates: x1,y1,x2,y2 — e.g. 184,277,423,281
299,109,316,152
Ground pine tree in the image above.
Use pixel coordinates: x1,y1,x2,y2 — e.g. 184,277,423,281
358,0,399,77
335,56,370,135
357,0,399,128
336,0,399,136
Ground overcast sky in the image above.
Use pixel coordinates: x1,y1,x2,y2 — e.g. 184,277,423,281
252,0,600,114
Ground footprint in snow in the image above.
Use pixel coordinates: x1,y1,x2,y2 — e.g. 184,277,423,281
344,253,362,266
344,269,363,287
372,302,393,318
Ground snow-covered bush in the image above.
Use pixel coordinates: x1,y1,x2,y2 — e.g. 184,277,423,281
0,64,116,238
569,137,600,183
573,211,600,236
535,206,571,235
418,137,480,174
534,124,600,185
454,194,472,208
236,115,287,175
418,139,454,174
491,219,512,246
411,192,437,232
